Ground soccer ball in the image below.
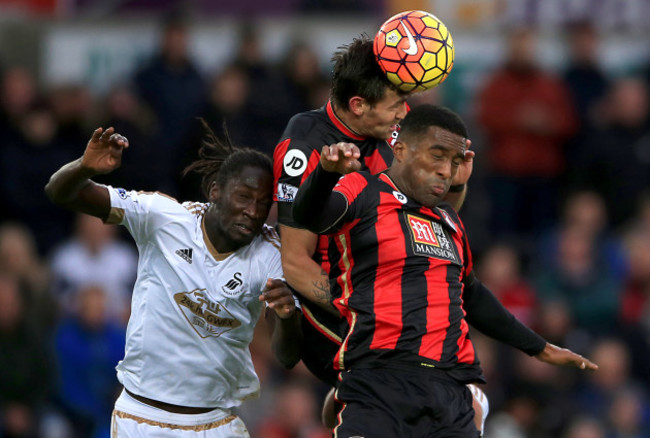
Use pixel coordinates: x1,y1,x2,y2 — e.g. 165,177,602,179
374,10,454,92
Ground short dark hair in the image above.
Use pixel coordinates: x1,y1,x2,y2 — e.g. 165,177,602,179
398,104,468,142
330,36,405,108
183,120,272,199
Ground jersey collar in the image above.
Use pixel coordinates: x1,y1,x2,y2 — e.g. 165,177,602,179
201,215,234,261
378,172,459,233
326,101,366,141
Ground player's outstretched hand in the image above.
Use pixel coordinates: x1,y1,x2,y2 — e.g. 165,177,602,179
259,279,296,320
535,343,598,371
81,127,129,175
320,142,361,175
451,139,474,186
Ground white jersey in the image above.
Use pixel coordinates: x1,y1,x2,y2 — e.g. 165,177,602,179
105,186,283,409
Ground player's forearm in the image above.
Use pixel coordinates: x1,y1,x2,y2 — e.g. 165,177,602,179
270,310,303,369
443,184,467,211
283,256,338,316
293,164,347,233
44,157,96,205
463,276,546,356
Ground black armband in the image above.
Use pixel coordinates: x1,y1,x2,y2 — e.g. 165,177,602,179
448,183,466,193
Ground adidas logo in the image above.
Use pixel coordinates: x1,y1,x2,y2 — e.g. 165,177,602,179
176,248,193,264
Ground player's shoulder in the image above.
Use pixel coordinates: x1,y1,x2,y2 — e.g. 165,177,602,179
181,201,208,217
282,108,329,143
252,225,281,252
335,170,374,195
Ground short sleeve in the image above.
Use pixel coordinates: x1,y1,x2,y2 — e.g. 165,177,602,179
106,186,178,244
273,138,322,226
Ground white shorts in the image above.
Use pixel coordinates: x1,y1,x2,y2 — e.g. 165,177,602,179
111,390,250,437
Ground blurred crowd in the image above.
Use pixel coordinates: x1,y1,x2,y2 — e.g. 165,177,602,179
0,13,650,438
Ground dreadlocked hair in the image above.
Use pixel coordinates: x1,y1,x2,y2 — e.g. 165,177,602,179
182,119,273,200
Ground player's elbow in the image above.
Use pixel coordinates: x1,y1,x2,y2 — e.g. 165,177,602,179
44,178,64,206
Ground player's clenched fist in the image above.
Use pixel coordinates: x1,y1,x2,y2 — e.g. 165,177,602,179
320,142,361,174
81,127,129,175
259,278,296,320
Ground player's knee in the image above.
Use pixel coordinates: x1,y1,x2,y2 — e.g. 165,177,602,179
321,388,338,429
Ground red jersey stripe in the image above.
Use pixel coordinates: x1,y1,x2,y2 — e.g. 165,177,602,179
418,257,452,361
364,148,390,174
455,318,476,363
272,139,291,201
368,191,406,351
300,149,322,185
333,173,368,215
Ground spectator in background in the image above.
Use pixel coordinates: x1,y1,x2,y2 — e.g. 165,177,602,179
575,338,637,420
606,387,650,438
254,381,330,438
0,223,55,330
534,225,621,334
53,285,126,438
48,84,92,149
618,224,650,387
49,213,137,325
279,43,329,115
573,77,650,228
96,85,154,191
477,243,538,327
0,99,77,254
132,13,206,196
477,27,577,242
562,21,610,133
563,416,607,438
0,66,37,143
538,190,628,282
0,274,55,438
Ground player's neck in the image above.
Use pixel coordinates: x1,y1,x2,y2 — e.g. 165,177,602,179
385,167,409,197
203,213,239,254
331,103,365,137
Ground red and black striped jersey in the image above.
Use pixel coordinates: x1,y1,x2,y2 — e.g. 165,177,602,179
329,170,483,382
273,100,395,228
272,101,397,345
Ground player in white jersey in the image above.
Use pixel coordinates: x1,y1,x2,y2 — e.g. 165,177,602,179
45,125,299,437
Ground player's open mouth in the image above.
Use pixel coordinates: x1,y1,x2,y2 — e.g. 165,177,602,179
235,224,254,234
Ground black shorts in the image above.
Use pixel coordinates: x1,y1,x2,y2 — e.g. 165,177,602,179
334,366,479,438
299,302,345,387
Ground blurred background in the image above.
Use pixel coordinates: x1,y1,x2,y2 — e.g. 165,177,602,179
0,0,649,437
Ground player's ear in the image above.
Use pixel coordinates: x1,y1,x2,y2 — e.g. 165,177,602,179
348,96,366,116
392,140,406,162
208,181,220,203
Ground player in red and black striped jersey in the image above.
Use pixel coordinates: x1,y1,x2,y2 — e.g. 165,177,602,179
272,36,410,387
272,36,485,432
293,104,598,437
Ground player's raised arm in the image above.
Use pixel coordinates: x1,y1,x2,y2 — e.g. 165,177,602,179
44,127,129,219
293,142,360,233
462,271,598,371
